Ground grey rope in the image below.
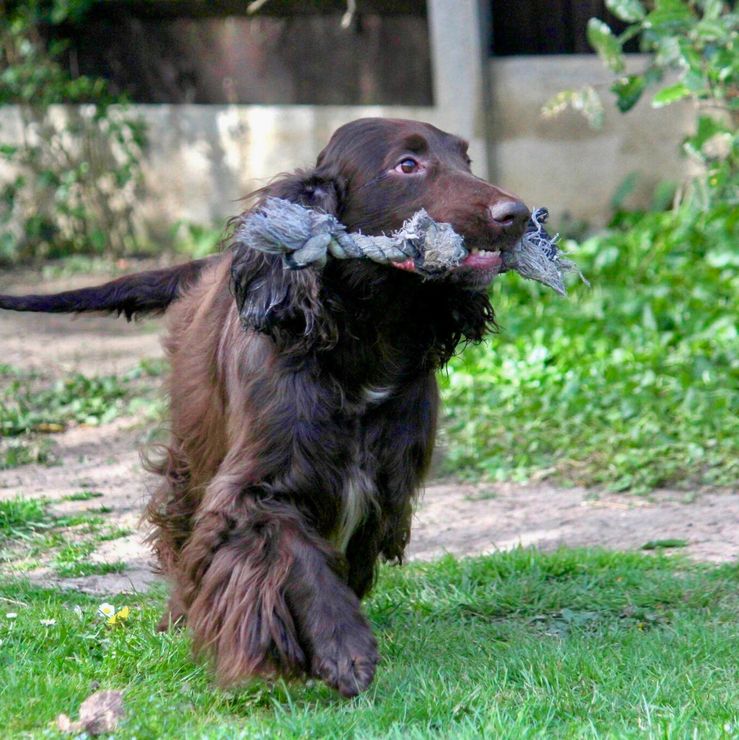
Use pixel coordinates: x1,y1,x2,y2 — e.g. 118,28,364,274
234,197,586,294
501,207,589,295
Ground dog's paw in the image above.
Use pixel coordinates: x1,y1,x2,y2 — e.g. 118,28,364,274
156,595,187,632
310,625,379,697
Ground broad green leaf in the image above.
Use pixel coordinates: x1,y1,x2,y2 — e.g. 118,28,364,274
691,115,730,151
694,18,727,40
645,0,694,29
587,19,625,73
606,0,646,23
700,0,724,21
655,35,682,66
652,82,691,106
611,75,647,112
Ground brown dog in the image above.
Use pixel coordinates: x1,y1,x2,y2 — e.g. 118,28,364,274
0,118,529,696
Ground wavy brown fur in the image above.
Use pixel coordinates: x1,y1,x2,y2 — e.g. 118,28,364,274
144,119,530,696
1,118,529,697
0,258,217,320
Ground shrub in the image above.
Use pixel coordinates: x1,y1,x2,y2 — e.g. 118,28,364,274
0,0,146,263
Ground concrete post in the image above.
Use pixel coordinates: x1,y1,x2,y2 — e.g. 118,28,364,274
427,0,492,179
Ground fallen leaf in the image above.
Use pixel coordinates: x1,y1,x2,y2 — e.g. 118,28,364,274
36,422,64,433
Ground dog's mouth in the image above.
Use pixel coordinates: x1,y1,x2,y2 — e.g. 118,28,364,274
389,247,502,276
459,247,503,271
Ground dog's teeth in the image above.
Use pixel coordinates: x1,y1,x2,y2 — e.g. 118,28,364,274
470,247,479,254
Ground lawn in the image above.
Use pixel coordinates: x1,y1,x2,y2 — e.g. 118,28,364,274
1,549,737,738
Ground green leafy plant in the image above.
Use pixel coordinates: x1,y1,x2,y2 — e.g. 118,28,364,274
0,496,49,539
543,0,737,206
441,200,738,493
0,0,147,262
0,372,130,436
171,220,225,259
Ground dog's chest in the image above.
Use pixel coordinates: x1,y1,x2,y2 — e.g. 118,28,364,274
329,385,395,553
362,385,394,405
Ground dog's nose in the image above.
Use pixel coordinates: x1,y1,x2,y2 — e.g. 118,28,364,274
489,200,530,233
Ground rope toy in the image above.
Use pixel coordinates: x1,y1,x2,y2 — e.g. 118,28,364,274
235,197,586,295
502,207,588,295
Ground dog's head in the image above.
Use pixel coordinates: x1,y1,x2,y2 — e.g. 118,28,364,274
315,118,529,284
232,118,528,354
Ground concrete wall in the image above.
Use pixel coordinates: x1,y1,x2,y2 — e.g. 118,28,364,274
0,56,696,240
488,55,695,224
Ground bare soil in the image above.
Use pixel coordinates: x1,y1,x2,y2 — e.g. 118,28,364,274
1,266,736,594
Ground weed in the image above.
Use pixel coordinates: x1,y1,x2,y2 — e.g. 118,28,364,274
0,438,55,470
97,527,133,542
0,497,50,539
62,491,104,502
0,360,166,450
53,559,127,578
642,539,689,550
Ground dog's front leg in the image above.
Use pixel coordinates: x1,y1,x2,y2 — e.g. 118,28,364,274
179,491,377,695
283,530,379,697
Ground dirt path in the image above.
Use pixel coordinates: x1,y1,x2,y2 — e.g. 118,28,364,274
1,266,736,594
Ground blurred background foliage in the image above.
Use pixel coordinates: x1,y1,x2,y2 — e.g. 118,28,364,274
441,200,737,492
0,0,146,262
544,0,737,207
0,0,736,493
444,0,737,492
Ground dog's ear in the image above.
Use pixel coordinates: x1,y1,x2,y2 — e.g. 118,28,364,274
263,168,346,217
231,169,344,353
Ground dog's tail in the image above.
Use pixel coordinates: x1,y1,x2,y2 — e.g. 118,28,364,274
0,256,217,320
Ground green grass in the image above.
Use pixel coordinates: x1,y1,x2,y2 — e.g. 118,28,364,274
0,496,127,578
441,203,738,493
0,437,54,470
96,526,134,542
0,360,167,469
0,497,49,539
61,491,104,503
51,541,126,578
1,373,130,436
0,549,736,737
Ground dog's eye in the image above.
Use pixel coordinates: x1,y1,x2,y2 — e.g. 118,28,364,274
395,157,420,174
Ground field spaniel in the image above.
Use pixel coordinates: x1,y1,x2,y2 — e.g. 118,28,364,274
0,118,530,696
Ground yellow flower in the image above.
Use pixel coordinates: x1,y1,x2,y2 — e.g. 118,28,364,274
98,603,130,626
107,606,130,626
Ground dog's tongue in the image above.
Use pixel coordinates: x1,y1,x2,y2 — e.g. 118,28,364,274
390,249,502,273
389,258,417,272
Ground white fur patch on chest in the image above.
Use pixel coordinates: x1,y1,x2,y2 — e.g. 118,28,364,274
334,468,376,553
362,385,394,405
